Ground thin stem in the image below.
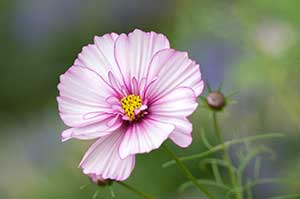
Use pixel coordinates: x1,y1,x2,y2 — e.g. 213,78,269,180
243,178,284,191
212,112,222,144
267,194,300,199
162,133,283,167
162,144,217,199
200,158,237,172
179,179,231,193
212,162,223,185
236,147,274,195
108,186,116,198
245,179,253,199
254,157,261,179
117,181,158,199
212,111,242,199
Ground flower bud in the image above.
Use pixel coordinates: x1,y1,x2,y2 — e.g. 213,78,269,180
206,91,226,110
89,174,113,186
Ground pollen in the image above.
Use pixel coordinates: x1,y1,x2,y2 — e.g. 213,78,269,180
121,94,142,121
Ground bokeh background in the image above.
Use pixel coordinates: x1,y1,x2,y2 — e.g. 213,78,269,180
0,0,299,198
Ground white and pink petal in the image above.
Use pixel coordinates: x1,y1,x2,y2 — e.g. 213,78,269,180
114,29,170,91
151,116,193,148
149,87,198,117
145,49,204,101
61,114,123,142
119,117,175,159
168,118,193,148
74,33,123,83
80,128,135,181
57,66,116,127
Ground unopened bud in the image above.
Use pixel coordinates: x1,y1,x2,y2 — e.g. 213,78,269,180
206,91,226,110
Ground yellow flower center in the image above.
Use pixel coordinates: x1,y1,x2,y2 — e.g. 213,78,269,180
121,94,142,121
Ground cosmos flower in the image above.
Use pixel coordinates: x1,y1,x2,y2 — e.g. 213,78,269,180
57,29,204,181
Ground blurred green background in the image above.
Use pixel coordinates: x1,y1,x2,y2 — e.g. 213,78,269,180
0,0,299,198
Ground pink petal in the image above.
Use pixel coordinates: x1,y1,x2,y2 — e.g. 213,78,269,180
80,128,135,181
148,87,197,148
150,116,193,148
57,66,115,127
149,87,198,117
119,117,175,159
61,114,123,142
114,29,170,91
74,33,124,83
146,49,204,101
168,118,193,147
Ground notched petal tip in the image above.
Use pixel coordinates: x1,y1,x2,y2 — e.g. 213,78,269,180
119,150,128,160
132,28,143,34
61,129,73,142
94,32,119,43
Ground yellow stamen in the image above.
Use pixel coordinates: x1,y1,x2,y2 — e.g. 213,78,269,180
121,94,142,121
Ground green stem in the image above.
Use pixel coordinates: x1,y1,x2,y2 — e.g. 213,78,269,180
212,112,222,144
117,181,158,199
162,144,217,199
212,111,242,199
267,194,300,199
179,179,231,193
162,133,283,168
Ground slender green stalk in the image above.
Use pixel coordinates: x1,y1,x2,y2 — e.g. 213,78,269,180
162,133,283,168
117,181,158,199
200,158,237,171
179,179,231,193
245,179,253,199
212,112,222,144
243,178,284,191
162,144,217,199
267,194,300,199
237,147,274,188
212,111,242,199
253,157,261,179
212,162,223,184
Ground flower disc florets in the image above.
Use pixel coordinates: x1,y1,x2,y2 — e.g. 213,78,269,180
121,94,143,121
